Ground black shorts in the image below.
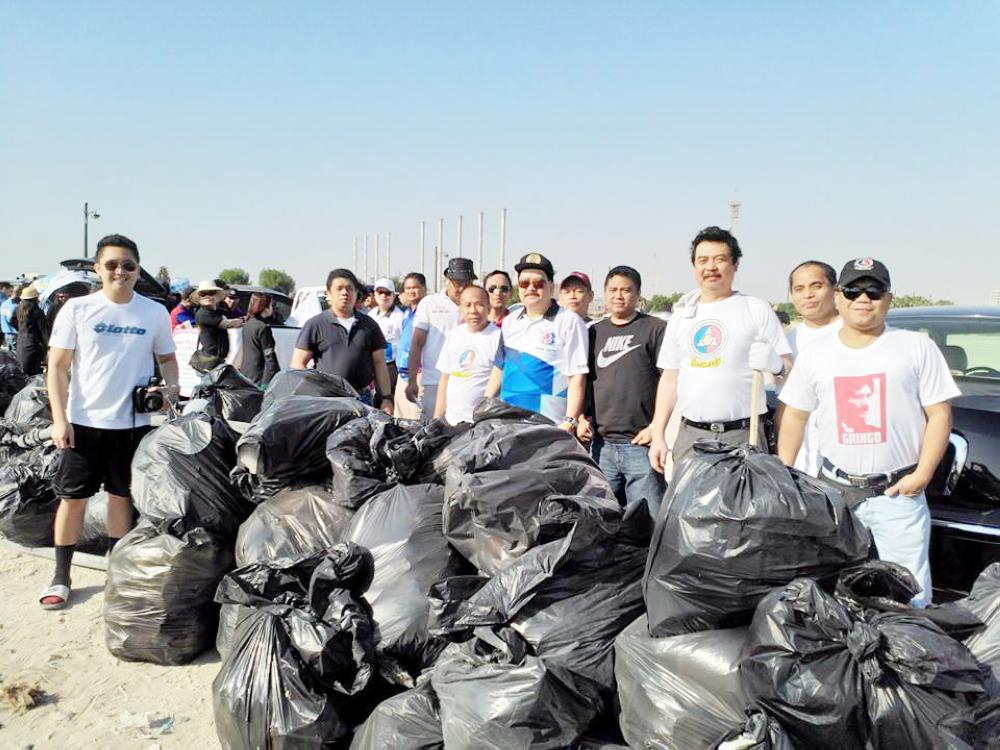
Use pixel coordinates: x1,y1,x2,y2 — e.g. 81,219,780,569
52,423,153,499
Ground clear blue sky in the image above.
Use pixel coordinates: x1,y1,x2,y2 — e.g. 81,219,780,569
2,1,997,304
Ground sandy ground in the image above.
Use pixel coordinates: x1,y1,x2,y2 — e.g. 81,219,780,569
0,548,220,750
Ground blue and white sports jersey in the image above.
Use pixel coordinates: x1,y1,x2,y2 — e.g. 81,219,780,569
496,300,589,423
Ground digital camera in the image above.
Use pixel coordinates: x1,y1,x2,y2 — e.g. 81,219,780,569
132,376,165,414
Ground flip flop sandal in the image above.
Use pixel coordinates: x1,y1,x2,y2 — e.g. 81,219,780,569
40,584,70,610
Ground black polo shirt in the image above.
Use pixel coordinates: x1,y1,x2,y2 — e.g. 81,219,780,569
295,311,386,392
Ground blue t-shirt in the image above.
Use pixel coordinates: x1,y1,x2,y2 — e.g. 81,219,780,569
396,307,417,379
0,297,16,335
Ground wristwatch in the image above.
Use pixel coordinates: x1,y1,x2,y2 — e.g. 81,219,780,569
562,416,579,428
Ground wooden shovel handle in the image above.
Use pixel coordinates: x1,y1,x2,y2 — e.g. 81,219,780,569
749,370,763,448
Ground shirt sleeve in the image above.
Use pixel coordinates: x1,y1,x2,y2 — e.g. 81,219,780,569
295,318,317,351
413,297,431,332
494,323,508,369
650,318,667,369
152,306,176,356
435,331,455,375
560,313,590,376
656,318,680,370
777,351,817,412
369,319,387,353
916,334,962,406
48,298,77,350
753,298,792,355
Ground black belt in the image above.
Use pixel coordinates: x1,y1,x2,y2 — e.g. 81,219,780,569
681,416,752,434
821,459,918,490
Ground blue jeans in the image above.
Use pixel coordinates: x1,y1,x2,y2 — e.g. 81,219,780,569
592,437,667,520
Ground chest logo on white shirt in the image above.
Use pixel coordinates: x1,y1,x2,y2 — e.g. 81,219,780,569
458,350,477,370
690,320,726,356
596,334,640,368
93,322,147,336
539,331,556,346
834,373,886,445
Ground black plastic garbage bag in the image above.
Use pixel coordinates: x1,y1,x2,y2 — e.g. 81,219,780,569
131,412,250,539
432,627,596,750
0,351,28,415
212,544,377,749
190,364,264,423
711,711,799,750
643,441,871,636
76,491,110,555
958,564,1000,681
615,615,750,750
741,577,987,750
4,374,51,423
349,680,444,750
836,560,983,639
325,411,419,508
937,694,1000,750
441,416,620,575
438,501,650,715
0,417,51,451
235,483,356,567
104,520,233,665
262,368,358,410
0,446,58,547
381,417,471,484
347,483,469,685
238,395,367,496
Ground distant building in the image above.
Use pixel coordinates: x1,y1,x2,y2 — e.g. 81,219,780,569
991,288,1000,306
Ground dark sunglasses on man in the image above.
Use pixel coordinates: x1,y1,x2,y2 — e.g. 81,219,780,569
101,260,138,273
487,284,511,294
840,284,888,301
518,279,546,291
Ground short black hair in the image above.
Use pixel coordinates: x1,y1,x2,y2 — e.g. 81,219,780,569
484,269,512,287
326,268,360,291
690,226,741,265
788,260,837,290
605,265,642,291
403,272,427,288
96,234,140,263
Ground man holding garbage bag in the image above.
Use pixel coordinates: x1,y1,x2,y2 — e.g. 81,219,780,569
41,234,179,610
778,257,960,607
648,226,792,472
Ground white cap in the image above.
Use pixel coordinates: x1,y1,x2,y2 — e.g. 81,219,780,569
373,277,396,293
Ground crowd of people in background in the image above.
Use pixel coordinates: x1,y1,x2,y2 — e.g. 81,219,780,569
1,224,962,611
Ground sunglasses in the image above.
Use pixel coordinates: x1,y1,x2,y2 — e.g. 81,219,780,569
375,289,393,296
841,285,888,301
518,279,547,291
102,260,138,272
487,285,511,294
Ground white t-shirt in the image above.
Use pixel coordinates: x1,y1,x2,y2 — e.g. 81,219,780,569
370,306,405,362
49,292,175,429
656,292,791,422
412,292,461,386
436,323,501,424
785,317,843,475
779,327,961,475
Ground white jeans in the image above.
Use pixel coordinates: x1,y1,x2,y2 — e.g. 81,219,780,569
853,492,933,608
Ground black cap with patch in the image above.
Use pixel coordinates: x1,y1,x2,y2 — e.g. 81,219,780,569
838,257,891,289
514,252,555,280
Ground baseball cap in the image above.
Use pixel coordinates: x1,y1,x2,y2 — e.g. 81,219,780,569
374,276,396,293
514,252,555,280
838,257,891,289
560,271,591,290
444,257,477,281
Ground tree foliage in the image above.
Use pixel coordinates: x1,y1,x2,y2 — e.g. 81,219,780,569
259,268,296,295
645,292,683,313
891,293,953,309
217,268,250,285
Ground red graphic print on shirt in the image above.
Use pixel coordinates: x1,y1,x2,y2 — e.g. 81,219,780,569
834,373,886,445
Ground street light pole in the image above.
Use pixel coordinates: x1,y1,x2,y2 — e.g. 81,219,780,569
83,202,100,256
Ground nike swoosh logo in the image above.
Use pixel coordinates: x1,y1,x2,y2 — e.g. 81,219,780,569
596,343,642,368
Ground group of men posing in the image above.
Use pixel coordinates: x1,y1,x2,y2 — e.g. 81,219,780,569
36,226,958,610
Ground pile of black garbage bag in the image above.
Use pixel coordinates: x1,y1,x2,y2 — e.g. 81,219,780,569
618,440,1000,750
0,373,108,552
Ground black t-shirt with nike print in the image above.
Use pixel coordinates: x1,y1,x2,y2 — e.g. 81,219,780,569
587,312,666,442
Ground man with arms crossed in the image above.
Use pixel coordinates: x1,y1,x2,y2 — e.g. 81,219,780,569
405,258,475,420
778,258,958,607
292,269,393,414
579,266,667,516
648,226,792,472
484,253,589,430
42,234,178,609
433,285,501,424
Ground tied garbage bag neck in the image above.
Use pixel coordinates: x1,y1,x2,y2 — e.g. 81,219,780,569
190,364,264,423
261,368,358,411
